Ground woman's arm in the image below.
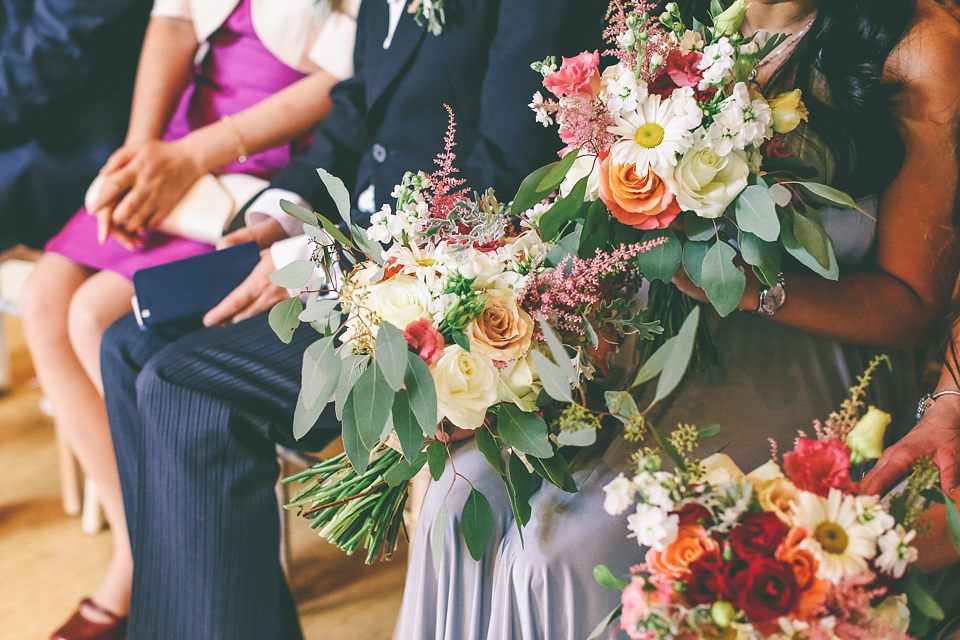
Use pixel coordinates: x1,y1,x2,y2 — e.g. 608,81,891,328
674,2,960,348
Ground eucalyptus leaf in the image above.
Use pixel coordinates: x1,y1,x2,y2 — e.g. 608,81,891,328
299,296,340,324
796,182,857,209
684,211,717,241
944,489,960,555
374,321,409,391
335,354,367,420
583,317,599,347
475,427,505,476
681,240,710,288
544,226,582,269
316,167,353,227
587,606,623,640
341,412,369,475
767,183,793,207
738,230,781,287
530,452,577,492
427,440,447,481
292,392,324,440
781,210,839,279
280,199,318,225
495,404,553,458
904,569,945,620
635,230,681,283
579,200,612,259
594,565,629,589
392,389,427,461
270,260,315,289
792,207,830,269
734,184,780,242
383,451,428,487
512,164,556,215
649,423,687,472
701,241,746,317
344,363,395,451
536,150,580,193
530,350,574,403
538,317,578,385
698,423,721,438
556,426,597,447
300,336,341,415
604,390,640,421
462,489,495,561
653,306,700,405
404,352,438,436
312,210,356,250
431,502,447,576
268,297,303,344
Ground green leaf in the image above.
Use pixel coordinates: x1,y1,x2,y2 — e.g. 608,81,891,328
404,352,438,436
539,177,588,241
544,225,582,268
594,565,629,589
698,423,721,438
299,296,340,324
316,167,353,227
512,164,556,215
462,489,495,561
583,317,599,347
268,297,303,344
537,150,580,192
530,452,577,492
530,350,574,403
701,241,746,317
392,390,427,461
587,606,623,640
684,211,717,241
796,182,857,209
292,391,324,441
451,330,471,352
944,489,960,556
344,363,395,451
682,240,710,288
505,452,535,532
738,231,781,287
781,211,839,280
636,230,681,283
350,225,385,265
538,317,578,385
605,390,640,420
904,569,945,620
767,183,793,207
311,211,356,250
734,184,780,242
653,306,700,405
341,410,369,475
335,354,367,420
374,322,409,391
495,404,553,458
557,426,597,447
431,502,447,576
298,337,341,435
579,200,612,259
631,338,673,388
475,427,505,475
279,199,318,226
792,207,830,269
383,451,428,487
650,423,687,472
427,440,447,481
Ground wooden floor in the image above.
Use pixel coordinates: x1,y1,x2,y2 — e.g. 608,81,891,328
0,315,408,640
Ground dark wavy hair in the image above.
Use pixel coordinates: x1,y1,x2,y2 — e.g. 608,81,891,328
679,0,917,198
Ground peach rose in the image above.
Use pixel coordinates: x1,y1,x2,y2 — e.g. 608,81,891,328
645,523,719,580
598,154,681,230
775,527,829,619
468,294,534,362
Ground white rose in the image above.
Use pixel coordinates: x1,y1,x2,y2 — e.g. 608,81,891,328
496,349,541,412
458,251,505,289
432,345,499,430
670,147,749,218
366,274,431,329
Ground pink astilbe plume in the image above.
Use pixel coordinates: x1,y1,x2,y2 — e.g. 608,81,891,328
519,237,667,336
426,105,470,220
803,576,912,640
557,95,617,155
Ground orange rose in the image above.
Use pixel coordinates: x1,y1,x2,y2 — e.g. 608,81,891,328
775,527,829,620
645,524,718,580
598,153,681,230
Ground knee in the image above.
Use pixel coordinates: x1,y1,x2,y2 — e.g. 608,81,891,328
66,290,117,352
19,267,66,344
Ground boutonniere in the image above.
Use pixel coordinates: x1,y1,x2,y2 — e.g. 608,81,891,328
408,0,446,35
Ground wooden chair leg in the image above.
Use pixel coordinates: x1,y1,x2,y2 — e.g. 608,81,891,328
0,313,11,393
81,477,105,534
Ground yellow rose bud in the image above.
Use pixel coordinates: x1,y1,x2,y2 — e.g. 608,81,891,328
700,453,745,486
714,0,750,38
769,89,809,134
846,406,891,464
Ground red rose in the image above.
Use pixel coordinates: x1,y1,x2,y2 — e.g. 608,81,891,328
782,436,858,497
731,557,798,623
730,512,789,560
647,71,679,98
684,550,731,605
676,502,712,526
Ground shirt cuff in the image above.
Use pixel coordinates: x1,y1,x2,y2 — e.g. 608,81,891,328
245,188,311,239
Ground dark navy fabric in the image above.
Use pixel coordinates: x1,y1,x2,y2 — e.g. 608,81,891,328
0,0,150,250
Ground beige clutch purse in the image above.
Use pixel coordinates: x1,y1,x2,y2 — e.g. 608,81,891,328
84,173,270,245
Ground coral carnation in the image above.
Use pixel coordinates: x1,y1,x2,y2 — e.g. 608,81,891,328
404,318,445,365
782,436,858,497
543,51,602,98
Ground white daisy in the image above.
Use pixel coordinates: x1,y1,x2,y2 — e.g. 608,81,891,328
875,525,917,579
794,489,878,582
607,92,701,173
384,242,452,295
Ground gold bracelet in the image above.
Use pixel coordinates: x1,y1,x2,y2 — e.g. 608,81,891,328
220,115,248,163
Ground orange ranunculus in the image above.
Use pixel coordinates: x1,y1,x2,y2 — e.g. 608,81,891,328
775,527,829,620
645,524,719,580
597,153,681,230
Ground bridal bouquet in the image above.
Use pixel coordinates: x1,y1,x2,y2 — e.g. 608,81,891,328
526,0,857,319
595,357,959,640
272,112,699,563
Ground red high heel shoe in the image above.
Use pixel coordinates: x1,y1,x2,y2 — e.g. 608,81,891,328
51,598,127,640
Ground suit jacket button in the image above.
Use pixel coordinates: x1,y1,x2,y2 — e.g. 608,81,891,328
372,143,388,163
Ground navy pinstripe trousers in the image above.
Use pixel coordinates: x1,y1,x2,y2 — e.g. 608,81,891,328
101,313,339,639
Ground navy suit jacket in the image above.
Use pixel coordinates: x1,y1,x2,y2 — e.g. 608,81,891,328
0,0,150,250
270,0,607,224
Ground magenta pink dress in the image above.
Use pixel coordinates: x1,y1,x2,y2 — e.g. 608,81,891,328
46,0,310,280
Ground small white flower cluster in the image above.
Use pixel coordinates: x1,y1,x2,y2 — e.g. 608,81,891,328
706,82,774,156
697,37,736,88
367,174,432,245
603,470,684,551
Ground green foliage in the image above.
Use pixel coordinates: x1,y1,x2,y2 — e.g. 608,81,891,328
462,489,495,561
495,404,554,458
268,297,303,344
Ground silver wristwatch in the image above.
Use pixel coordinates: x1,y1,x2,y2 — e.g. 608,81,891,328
757,272,786,316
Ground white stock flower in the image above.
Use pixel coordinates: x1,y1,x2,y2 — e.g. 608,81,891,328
670,146,749,218
608,92,701,173
432,345,499,430
368,204,401,244
855,495,896,536
707,83,774,154
875,525,917,579
697,37,736,87
559,152,602,201
679,29,704,53
603,473,637,516
529,91,553,127
365,275,431,330
626,503,679,551
604,65,647,116
634,471,675,511
794,489,878,582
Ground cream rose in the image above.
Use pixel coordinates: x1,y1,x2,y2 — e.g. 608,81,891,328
468,294,534,362
496,350,541,412
757,477,802,525
769,89,809,134
670,147,749,218
432,345,499,430
700,453,745,486
366,274,431,329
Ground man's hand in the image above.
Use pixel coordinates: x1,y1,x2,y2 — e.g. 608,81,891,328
203,250,290,326
217,218,288,250
861,395,960,494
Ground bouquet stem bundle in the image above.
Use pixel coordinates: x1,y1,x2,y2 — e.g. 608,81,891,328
284,449,408,564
